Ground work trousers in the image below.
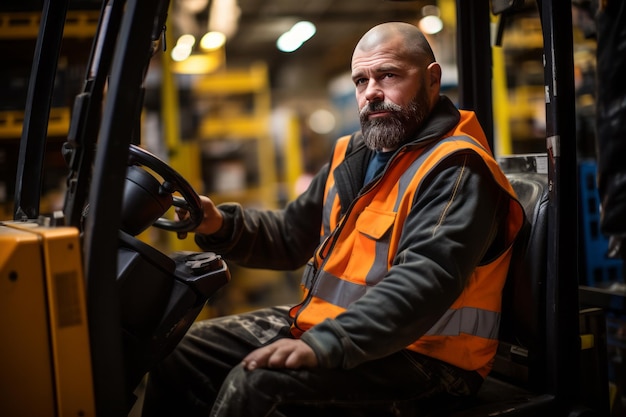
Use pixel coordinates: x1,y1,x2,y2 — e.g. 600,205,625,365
141,305,482,417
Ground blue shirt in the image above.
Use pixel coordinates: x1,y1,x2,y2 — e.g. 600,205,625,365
364,150,394,185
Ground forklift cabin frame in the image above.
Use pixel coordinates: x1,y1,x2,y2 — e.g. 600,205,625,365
5,0,612,415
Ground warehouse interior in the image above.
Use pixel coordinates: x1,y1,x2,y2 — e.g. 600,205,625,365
0,0,624,415
0,0,603,301
0,0,565,233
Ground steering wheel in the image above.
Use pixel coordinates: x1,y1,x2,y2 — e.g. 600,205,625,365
125,144,203,233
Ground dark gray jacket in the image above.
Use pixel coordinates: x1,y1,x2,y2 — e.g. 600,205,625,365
196,96,509,369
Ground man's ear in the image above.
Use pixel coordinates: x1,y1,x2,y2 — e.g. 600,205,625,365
426,62,442,106
427,62,442,89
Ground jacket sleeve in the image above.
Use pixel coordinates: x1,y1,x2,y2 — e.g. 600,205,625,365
300,152,510,369
194,163,329,271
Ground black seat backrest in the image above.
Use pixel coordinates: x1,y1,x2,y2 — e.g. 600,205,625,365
495,172,549,390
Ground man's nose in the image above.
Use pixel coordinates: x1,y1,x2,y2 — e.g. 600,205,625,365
364,80,384,102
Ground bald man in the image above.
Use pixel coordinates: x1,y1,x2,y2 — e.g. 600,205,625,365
141,22,523,417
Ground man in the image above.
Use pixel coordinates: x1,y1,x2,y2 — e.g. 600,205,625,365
141,21,524,416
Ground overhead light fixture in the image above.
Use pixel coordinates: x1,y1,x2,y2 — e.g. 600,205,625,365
170,34,196,62
177,34,196,48
208,0,240,39
170,32,225,74
418,5,443,35
200,31,226,51
277,21,316,53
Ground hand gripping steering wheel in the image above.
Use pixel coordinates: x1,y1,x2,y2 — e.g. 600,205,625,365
125,144,203,234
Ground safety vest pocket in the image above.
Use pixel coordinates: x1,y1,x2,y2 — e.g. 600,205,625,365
355,206,396,240
338,207,397,283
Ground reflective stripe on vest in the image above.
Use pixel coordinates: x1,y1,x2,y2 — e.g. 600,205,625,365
424,306,500,340
311,267,500,340
321,186,337,241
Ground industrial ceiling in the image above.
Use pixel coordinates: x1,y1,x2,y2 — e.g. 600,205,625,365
171,0,437,91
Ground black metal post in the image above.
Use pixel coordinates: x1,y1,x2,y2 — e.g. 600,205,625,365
63,0,126,228
455,0,494,150
538,0,580,410
82,0,169,413
14,0,70,220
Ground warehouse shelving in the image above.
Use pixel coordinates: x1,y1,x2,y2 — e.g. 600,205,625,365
193,62,278,208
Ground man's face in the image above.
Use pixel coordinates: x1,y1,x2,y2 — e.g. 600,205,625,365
358,87,430,151
351,37,436,151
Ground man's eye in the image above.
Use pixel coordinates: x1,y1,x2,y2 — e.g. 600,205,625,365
355,78,367,86
383,73,395,79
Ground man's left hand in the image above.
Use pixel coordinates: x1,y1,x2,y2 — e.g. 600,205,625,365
242,339,318,371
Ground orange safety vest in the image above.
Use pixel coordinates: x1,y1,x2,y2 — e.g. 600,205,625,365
291,110,525,377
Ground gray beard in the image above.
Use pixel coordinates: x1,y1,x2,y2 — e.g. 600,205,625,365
360,95,429,151
362,116,405,151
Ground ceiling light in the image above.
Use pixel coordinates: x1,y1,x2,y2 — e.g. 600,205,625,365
209,0,240,39
277,32,303,53
171,43,193,62
276,21,316,53
200,31,226,51
418,5,443,35
177,34,196,48
290,21,316,43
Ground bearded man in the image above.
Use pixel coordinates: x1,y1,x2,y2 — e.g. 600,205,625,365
141,21,524,417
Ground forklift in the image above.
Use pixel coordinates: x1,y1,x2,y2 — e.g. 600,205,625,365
0,0,618,415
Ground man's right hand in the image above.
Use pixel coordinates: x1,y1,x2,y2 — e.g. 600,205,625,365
175,195,224,239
